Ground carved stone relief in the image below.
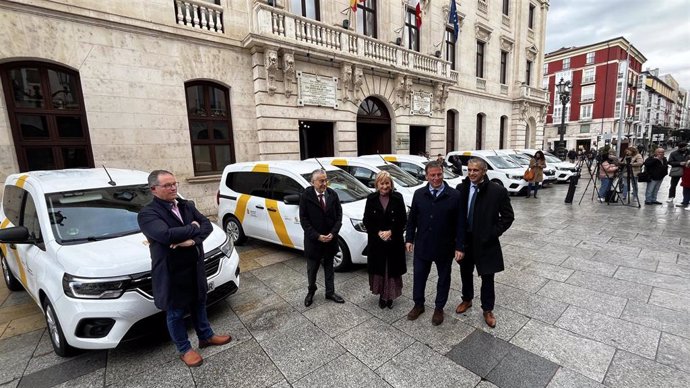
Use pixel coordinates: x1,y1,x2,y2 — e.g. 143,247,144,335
340,63,353,101
264,48,278,95
353,66,364,103
525,45,538,61
474,22,493,43
499,35,514,52
282,52,296,97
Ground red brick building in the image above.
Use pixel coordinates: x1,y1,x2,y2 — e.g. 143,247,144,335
543,37,646,151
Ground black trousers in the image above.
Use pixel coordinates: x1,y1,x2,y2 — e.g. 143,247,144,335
669,175,681,198
412,257,452,310
460,235,496,311
307,255,335,296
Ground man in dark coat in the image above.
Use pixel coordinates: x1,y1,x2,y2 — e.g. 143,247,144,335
455,158,514,328
667,142,688,203
643,148,669,205
405,160,460,326
138,170,231,367
299,169,345,307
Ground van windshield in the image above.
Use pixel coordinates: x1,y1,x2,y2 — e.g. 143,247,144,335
378,164,423,187
300,170,369,203
486,156,521,169
45,185,152,245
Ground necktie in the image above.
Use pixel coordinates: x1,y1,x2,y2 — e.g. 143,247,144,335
171,202,183,222
318,194,326,211
432,189,438,198
467,186,477,231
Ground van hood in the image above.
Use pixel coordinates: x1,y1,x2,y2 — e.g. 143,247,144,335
341,198,366,220
55,225,228,277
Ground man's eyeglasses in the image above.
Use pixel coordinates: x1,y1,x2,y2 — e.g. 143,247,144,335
155,182,179,189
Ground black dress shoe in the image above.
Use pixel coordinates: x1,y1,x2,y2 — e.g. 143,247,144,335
379,298,386,309
326,293,345,303
304,292,314,307
387,299,393,309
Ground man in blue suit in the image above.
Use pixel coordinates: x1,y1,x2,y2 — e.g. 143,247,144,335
405,161,460,325
138,170,231,367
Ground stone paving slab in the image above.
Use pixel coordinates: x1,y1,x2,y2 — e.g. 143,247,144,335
621,300,690,340
546,367,605,388
445,330,513,377
604,350,690,387
559,257,618,277
292,353,391,388
656,332,690,374
302,300,372,338
335,317,415,370
493,283,568,324
486,346,559,388
511,260,574,282
536,280,627,318
0,330,44,386
554,306,661,359
614,266,690,292
376,341,480,388
510,319,615,382
648,287,690,314
565,271,652,302
494,268,550,293
656,261,690,278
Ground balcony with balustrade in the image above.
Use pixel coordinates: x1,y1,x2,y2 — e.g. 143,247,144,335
245,2,454,84
513,83,549,104
174,0,224,33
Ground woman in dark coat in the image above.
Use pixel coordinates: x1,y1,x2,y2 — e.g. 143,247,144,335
363,171,407,308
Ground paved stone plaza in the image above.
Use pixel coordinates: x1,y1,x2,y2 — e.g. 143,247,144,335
1,180,690,387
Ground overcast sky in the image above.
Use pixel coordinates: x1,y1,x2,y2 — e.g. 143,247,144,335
545,0,690,90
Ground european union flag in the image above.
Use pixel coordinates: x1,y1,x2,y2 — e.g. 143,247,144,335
449,0,459,42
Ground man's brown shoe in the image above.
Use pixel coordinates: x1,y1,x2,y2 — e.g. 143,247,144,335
180,349,203,367
456,300,472,314
199,334,232,348
407,305,425,321
431,308,444,326
483,311,496,328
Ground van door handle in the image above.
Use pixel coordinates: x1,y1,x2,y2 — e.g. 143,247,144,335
255,205,264,209
267,207,277,212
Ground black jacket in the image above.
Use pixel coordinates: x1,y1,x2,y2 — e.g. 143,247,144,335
138,197,213,310
299,187,342,259
668,149,689,167
363,191,407,277
643,156,668,180
405,182,460,262
456,178,514,275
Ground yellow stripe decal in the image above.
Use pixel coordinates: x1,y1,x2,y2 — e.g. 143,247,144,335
265,199,294,248
252,164,269,173
235,194,250,224
16,175,29,188
0,219,9,258
383,156,397,162
14,252,28,287
331,159,348,166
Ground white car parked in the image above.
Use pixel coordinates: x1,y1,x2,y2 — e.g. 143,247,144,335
446,150,529,194
358,154,464,188
0,169,240,356
217,160,370,271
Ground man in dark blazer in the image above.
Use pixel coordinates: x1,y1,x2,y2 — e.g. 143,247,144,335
299,169,345,307
405,160,460,325
138,170,231,367
455,158,514,328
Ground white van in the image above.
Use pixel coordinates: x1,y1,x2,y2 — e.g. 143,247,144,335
309,157,425,207
518,149,577,182
494,150,557,185
358,154,464,188
445,150,528,194
0,169,240,356
217,160,369,271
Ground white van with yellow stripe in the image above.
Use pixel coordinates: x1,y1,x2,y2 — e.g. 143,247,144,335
358,154,464,188
305,157,425,208
217,161,370,270
0,169,240,356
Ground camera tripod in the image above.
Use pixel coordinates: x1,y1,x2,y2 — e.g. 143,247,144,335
576,156,640,207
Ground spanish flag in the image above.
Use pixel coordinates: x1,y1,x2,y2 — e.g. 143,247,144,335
351,0,364,12
410,0,422,28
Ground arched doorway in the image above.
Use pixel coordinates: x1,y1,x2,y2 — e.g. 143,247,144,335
357,97,391,155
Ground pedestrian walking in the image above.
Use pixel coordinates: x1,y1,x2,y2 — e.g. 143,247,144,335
643,148,668,205
526,151,546,198
363,171,407,309
667,142,689,203
138,170,232,367
674,154,690,210
300,169,345,307
567,149,577,163
405,161,460,326
454,158,514,328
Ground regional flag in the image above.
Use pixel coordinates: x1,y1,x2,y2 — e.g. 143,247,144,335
351,0,365,12
412,0,422,28
449,0,459,42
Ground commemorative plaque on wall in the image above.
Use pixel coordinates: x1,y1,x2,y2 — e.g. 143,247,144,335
297,72,339,109
411,91,432,117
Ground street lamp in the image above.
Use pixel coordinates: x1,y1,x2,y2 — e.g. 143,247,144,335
556,78,571,159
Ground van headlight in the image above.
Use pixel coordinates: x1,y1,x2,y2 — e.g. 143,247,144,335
507,174,523,180
350,218,367,233
220,236,234,256
62,273,130,299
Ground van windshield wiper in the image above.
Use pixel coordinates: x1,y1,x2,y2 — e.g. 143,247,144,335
62,230,140,243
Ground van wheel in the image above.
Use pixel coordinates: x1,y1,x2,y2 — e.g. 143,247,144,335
491,179,504,187
1,254,23,291
42,298,76,357
334,238,351,272
224,215,247,245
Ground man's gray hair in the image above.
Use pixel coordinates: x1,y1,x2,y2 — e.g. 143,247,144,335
425,160,444,173
310,169,328,182
467,157,488,171
148,169,173,188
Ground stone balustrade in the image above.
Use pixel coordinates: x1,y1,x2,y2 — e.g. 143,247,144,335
254,3,452,81
518,84,549,102
175,0,224,33
477,0,488,14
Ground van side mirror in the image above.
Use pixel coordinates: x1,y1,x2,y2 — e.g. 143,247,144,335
283,194,300,205
0,226,33,244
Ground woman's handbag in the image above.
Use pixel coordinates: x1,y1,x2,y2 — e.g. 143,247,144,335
523,168,535,181
669,166,683,177
637,169,651,183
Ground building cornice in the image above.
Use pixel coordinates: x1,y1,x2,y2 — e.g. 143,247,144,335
545,36,647,64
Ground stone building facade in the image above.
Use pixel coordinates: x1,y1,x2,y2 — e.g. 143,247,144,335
0,0,549,214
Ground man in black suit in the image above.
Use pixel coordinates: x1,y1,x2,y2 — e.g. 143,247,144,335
299,169,345,307
405,161,460,326
455,158,514,328
138,170,231,367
